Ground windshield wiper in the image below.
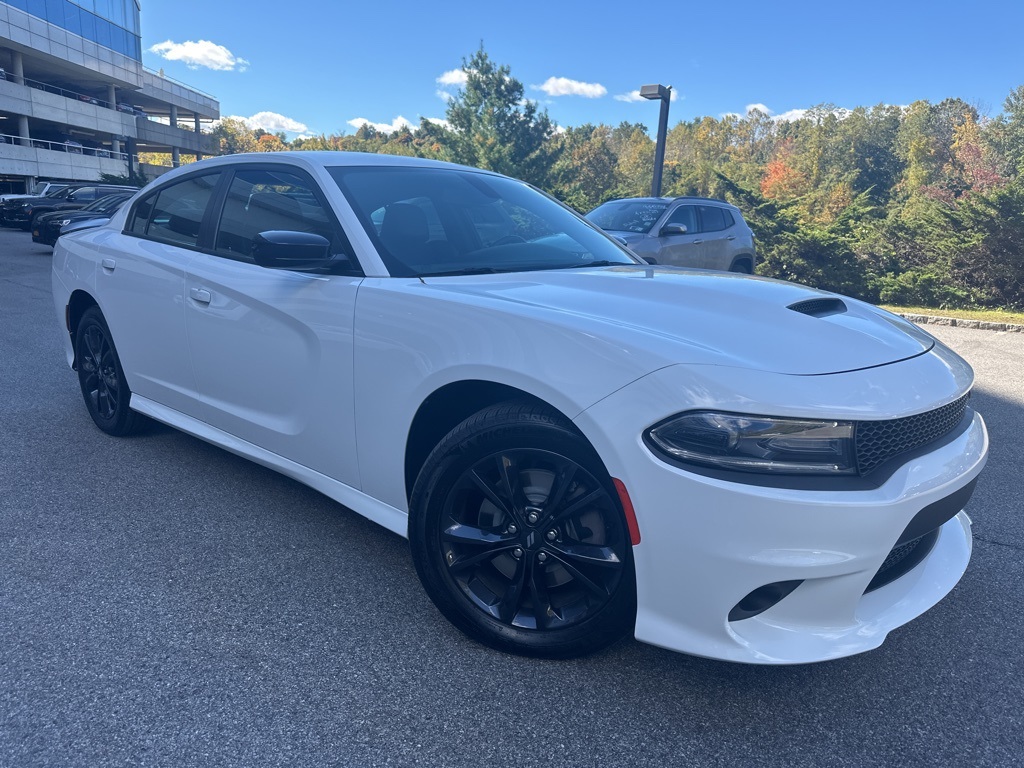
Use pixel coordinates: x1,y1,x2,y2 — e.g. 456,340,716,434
420,266,502,277
555,260,629,269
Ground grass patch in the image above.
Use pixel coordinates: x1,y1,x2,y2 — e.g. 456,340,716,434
881,305,1024,325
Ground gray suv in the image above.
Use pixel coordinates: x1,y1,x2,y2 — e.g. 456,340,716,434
586,197,756,273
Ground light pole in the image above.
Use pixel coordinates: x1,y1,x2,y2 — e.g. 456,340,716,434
641,84,672,197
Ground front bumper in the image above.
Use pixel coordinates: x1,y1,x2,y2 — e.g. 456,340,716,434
575,354,988,664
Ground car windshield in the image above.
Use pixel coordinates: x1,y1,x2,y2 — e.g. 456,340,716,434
31,182,47,195
585,200,668,233
328,166,637,277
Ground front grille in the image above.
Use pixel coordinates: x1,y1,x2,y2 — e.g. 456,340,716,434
855,392,970,475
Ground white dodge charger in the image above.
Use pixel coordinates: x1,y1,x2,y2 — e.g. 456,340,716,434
51,153,988,662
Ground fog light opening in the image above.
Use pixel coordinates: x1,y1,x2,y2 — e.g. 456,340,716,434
728,580,803,622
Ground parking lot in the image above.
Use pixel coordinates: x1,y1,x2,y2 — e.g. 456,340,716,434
1,225,1022,767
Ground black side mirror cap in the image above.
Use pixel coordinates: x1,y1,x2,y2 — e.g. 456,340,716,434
660,223,687,236
252,230,332,270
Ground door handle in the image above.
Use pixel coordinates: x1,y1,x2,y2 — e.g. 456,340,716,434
692,239,704,244
726,236,737,241
189,287,212,305
101,258,115,271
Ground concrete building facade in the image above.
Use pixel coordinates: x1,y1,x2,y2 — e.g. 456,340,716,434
0,0,220,193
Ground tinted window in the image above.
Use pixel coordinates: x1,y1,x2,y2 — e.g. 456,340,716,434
698,206,728,233
214,169,343,262
723,210,735,228
68,187,98,202
130,173,220,247
665,205,697,233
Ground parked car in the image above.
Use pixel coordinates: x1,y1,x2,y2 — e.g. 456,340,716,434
0,181,70,206
51,152,987,662
1,183,136,229
586,196,757,273
32,191,134,246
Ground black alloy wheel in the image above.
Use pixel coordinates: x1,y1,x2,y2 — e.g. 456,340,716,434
410,401,635,658
75,307,140,436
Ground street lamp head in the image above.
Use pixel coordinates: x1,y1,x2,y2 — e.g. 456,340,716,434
640,84,671,102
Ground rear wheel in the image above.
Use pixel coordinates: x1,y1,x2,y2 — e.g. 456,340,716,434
75,307,141,436
729,259,753,274
410,401,635,658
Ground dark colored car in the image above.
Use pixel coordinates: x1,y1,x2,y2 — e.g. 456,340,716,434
1,183,136,230
32,191,135,246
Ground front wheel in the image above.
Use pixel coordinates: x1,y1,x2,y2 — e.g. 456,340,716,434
75,307,140,436
410,401,636,658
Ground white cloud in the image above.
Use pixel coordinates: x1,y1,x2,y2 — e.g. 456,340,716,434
773,108,809,122
437,69,468,86
148,39,249,71
745,103,772,115
423,117,450,129
533,77,607,98
614,88,680,103
347,116,415,134
224,111,309,134
436,89,455,102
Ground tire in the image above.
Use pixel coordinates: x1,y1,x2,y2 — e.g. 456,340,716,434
409,400,636,658
75,307,141,436
729,259,753,274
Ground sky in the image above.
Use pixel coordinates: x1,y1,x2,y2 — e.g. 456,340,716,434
139,0,1024,139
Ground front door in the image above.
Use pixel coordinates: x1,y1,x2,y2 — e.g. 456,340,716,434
183,167,363,487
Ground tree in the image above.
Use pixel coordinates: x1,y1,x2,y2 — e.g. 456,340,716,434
210,117,259,154
444,45,554,186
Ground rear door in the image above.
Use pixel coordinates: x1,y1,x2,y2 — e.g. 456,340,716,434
695,205,734,270
183,164,364,486
97,171,222,415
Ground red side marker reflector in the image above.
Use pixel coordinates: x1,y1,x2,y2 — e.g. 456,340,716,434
612,478,641,546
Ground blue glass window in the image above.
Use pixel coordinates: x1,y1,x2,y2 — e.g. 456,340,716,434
63,3,82,36
44,0,63,24
95,17,111,49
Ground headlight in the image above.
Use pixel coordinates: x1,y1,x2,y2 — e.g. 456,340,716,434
645,411,856,475
58,219,72,226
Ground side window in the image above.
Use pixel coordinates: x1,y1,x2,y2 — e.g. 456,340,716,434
69,187,98,202
214,169,343,262
128,192,156,235
723,210,736,228
144,173,222,247
698,205,728,233
666,205,697,233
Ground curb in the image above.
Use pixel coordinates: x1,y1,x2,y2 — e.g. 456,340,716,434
896,313,1024,333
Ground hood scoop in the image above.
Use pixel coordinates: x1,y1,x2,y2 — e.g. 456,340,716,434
788,297,847,317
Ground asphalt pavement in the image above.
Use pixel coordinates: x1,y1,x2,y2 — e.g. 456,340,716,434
1,227,1022,767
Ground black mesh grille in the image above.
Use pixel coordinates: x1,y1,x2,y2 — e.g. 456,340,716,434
864,530,939,593
788,298,847,317
855,392,971,475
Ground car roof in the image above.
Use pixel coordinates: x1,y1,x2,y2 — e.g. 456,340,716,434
598,195,741,211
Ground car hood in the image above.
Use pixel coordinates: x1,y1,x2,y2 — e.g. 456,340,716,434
421,265,933,375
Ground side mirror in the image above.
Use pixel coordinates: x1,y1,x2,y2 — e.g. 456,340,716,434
642,256,658,265
660,223,688,236
252,230,332,270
